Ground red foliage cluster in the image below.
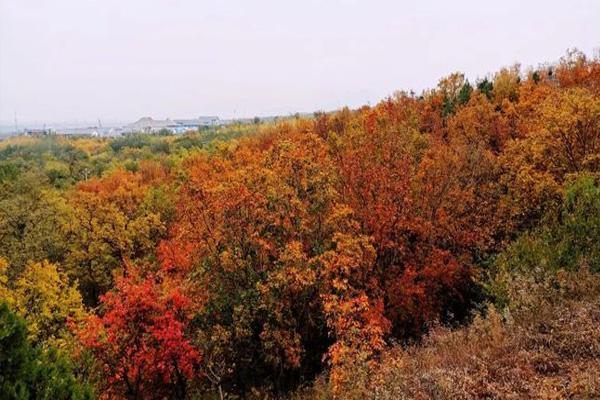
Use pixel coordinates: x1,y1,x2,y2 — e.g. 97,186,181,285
78,269,200,399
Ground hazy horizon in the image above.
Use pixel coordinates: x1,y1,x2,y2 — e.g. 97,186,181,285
1,0,599,124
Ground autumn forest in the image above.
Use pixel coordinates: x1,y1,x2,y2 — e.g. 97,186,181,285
1,50,600,399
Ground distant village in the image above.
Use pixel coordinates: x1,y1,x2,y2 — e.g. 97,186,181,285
16,116,227,137
1,113,304,139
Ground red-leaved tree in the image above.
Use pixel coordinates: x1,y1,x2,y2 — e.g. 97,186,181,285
77,269,200,400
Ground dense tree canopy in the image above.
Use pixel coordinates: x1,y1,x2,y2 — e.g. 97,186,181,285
0,51,599,399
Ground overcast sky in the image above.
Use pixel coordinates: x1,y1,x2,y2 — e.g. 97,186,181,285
0,0,599,123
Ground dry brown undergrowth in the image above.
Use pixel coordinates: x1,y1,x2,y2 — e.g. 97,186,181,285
292,268,600,400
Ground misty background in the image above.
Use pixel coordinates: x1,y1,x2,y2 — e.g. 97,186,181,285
1,0,599,126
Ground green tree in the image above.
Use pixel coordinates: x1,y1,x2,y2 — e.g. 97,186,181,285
457,80,473,106
0,303,94,400
490,174,600,307
477,78,494,99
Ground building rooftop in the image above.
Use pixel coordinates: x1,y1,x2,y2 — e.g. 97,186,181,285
127,117,175,129
174,116,219,125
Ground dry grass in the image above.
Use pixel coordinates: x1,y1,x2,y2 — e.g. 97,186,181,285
292,268,600,400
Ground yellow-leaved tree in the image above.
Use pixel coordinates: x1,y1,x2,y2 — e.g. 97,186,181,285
0,258,87,349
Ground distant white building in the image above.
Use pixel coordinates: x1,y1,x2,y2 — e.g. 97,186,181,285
25,128,55,136
173,117,220,130
125,116,220,134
